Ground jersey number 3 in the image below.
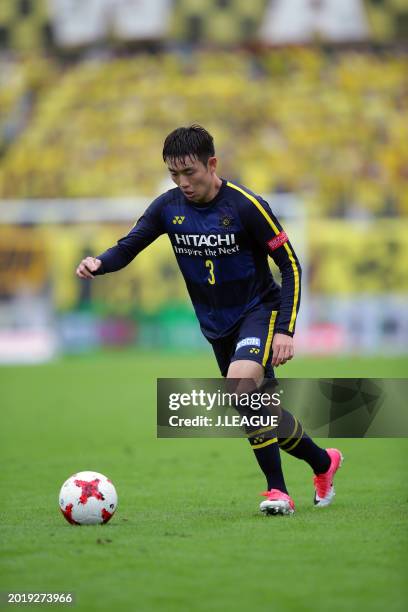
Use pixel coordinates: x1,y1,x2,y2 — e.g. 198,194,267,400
205,259,216,285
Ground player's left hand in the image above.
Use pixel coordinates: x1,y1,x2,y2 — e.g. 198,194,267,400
271,333,294,367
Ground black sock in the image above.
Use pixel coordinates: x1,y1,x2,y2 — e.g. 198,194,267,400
248,431,288,493
277,409,330,475
231,380,289,493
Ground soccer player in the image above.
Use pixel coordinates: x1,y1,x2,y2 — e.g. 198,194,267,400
76,125,343,515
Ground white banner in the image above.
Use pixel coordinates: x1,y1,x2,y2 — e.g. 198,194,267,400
49,0,110,47
260,0,369,44
49,0,171,46
112,0,171,39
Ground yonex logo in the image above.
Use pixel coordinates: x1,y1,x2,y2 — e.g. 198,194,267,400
173,216,185,225
250,348,260,354
236,337,261,352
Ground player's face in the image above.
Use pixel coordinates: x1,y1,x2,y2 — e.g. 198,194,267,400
166,155,218,203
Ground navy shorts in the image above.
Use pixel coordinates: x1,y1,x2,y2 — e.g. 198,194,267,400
209,303,278,379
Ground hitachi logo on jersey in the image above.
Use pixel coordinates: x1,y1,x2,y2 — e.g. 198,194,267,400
175,234,236,247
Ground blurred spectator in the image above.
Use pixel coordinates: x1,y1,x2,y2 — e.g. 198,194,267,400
0,49,407,217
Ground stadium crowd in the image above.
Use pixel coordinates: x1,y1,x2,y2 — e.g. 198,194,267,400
0,48,407,217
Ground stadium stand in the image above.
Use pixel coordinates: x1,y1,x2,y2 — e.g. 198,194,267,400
365,0,408,41
0,0,407,50
171,0,267,44
0,49,407,217
0,0,52,51
0,55,56,154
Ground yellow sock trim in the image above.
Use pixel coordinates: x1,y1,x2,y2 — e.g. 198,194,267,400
248,426,275,439
278,416,299,448
283,430,303,453
251,437,278,450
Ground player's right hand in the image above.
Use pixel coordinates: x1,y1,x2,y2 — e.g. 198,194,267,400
76,256,102,279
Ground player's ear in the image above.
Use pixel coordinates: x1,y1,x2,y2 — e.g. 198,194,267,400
208,156,217,174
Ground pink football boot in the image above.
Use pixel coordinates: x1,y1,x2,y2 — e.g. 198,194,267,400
313,448,344,507
260,489,295,515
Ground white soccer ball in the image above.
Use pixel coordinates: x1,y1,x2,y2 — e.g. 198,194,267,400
59,471,118,525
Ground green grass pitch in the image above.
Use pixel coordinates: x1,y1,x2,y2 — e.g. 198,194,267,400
1,351,407,611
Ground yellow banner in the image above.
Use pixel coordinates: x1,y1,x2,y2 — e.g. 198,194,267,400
309,220,408,294
1,220,407,309
0,227,48,294
40,225,188,312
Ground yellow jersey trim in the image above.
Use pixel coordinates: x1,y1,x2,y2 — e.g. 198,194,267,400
262,310,277,367
227,181,300,333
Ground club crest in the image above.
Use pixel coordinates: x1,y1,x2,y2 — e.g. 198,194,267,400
220,214,233,227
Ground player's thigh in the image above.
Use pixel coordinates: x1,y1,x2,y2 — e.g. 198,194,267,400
209,333,237,377
230,304,278,380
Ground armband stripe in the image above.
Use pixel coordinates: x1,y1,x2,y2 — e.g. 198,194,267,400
267,231,288,251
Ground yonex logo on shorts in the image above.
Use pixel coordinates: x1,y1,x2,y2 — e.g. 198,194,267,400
236,337,261,352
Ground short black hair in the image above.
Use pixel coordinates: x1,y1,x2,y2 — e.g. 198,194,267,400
163,124,215,166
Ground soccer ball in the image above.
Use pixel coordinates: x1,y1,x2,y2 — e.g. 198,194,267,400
59,471,118,525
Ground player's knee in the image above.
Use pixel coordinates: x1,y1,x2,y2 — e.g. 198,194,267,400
226,359,264,389
225,367,280,423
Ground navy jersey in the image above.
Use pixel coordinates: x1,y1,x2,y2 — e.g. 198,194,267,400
95,179,301,340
